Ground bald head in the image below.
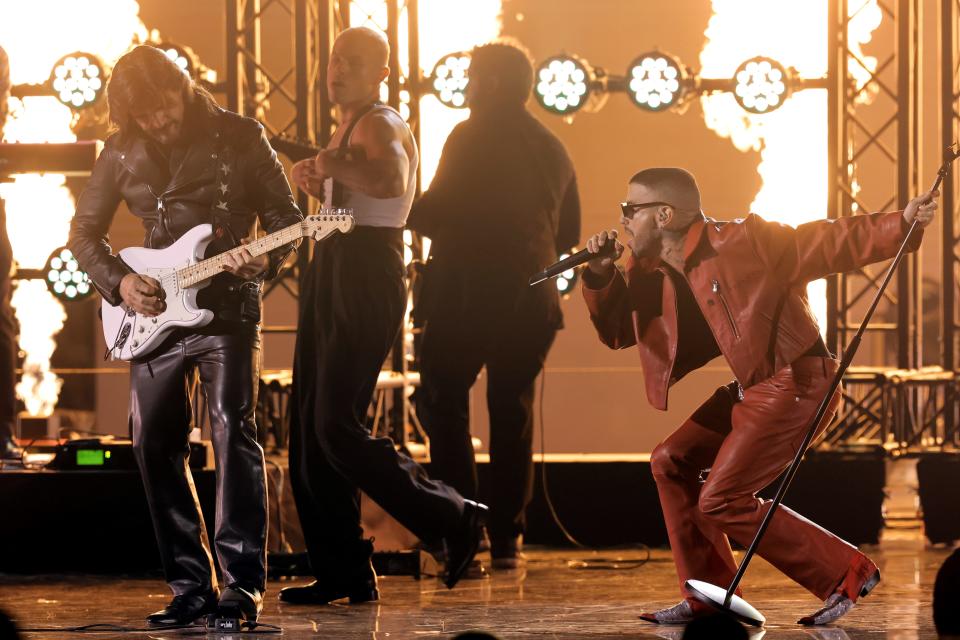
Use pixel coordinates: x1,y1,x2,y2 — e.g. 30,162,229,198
629,167,702,223
328,27,390,107
336,27,389,68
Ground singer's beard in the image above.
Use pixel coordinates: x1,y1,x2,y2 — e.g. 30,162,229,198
628,230,662,259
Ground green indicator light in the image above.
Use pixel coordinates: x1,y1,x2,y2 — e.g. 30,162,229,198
76,449,105,466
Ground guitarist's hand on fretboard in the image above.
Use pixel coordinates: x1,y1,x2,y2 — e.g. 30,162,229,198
120,273,165,317
222,240,269,280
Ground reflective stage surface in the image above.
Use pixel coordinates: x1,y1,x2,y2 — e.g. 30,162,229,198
0,543,951,639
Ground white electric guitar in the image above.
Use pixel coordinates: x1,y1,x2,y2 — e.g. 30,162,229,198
102,209,355,361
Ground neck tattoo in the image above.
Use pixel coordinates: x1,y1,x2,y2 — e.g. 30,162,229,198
661,234,686,271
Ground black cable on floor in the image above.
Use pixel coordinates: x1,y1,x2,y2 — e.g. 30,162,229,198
16,620,282,634
15,622,197,633
537,369,651,571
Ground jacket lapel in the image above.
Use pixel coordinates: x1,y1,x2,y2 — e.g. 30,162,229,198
116,137,169,196
166,133,217,195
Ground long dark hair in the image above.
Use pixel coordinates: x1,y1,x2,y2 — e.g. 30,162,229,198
107,45,219,141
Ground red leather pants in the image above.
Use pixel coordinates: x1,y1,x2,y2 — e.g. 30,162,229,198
651,356,871,603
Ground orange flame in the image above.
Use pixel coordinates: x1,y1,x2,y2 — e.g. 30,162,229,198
0,1,147,416
699,0,882,333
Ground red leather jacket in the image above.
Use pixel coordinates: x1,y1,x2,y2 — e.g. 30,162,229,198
583,211,920,410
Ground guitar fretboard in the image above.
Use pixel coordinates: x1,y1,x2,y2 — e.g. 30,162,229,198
176,210,351,288
177,225,301,288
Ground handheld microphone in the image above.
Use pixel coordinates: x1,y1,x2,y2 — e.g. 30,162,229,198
528,242,618,286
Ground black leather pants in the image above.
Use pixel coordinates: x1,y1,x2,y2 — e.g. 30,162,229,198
130,328,267,596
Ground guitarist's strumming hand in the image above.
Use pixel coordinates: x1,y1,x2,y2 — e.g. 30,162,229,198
291,155,326,199
120,273,166,317
222,239,269,280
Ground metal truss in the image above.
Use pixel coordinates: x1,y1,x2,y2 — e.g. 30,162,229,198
826,0,920,368
227,0,424,446
940,0,960,439
823,0,928,451
819,367,891,448
225,0,346,316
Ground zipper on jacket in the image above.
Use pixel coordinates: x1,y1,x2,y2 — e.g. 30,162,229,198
712,279,741,340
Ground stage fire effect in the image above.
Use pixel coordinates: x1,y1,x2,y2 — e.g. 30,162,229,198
416,0,502,188
699,0,882,332
0,1,147,416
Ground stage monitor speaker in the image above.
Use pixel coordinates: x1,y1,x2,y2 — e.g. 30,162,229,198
916,453,960,544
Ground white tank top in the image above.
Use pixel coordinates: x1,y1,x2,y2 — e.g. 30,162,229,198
323,105,419,228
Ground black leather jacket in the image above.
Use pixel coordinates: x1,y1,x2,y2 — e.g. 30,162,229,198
68,100,302,323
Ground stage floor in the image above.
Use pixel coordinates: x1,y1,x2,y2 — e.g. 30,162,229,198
0,543,950,639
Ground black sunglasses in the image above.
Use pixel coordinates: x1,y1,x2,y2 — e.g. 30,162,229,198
619,201,673,219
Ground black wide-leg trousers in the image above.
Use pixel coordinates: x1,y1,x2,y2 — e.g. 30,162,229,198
289,227,464,582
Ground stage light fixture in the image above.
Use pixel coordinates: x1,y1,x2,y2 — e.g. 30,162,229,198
45,247,93,302
534,55,594,116
555,251,580,297
732,56,791,114
430,52,471,109
50,53,106,110
626,51,687,112
157,42,198,79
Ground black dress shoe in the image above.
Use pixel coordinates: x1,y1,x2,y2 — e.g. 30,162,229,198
279,578,379,605
146,592,218,626
443,499,489,589
209,584,263,627
491,534,525,570
279,538,379,605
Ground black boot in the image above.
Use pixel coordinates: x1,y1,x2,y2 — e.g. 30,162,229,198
491,534,525,570
146,591,218,626
207,584,263,630
443,499,489,589
279,539,379,605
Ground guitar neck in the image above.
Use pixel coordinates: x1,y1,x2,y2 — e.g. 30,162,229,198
178,222,303,288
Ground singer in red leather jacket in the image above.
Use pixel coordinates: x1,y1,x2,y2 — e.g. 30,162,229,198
581,167,937,626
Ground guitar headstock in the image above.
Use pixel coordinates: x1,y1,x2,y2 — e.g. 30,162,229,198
269,134,322,163
302,208,356,241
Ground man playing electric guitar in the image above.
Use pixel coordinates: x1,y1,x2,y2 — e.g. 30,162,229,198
68,45,302,627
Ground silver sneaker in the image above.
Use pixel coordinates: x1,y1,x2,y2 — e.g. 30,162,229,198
799,567,880,626
798,593,855,626
640,600,696,624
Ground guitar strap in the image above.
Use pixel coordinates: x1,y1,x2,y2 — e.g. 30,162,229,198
207,115,263,319
331,101,383,207
209,122,236,243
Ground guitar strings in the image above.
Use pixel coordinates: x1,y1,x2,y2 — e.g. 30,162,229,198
147,214,342,289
